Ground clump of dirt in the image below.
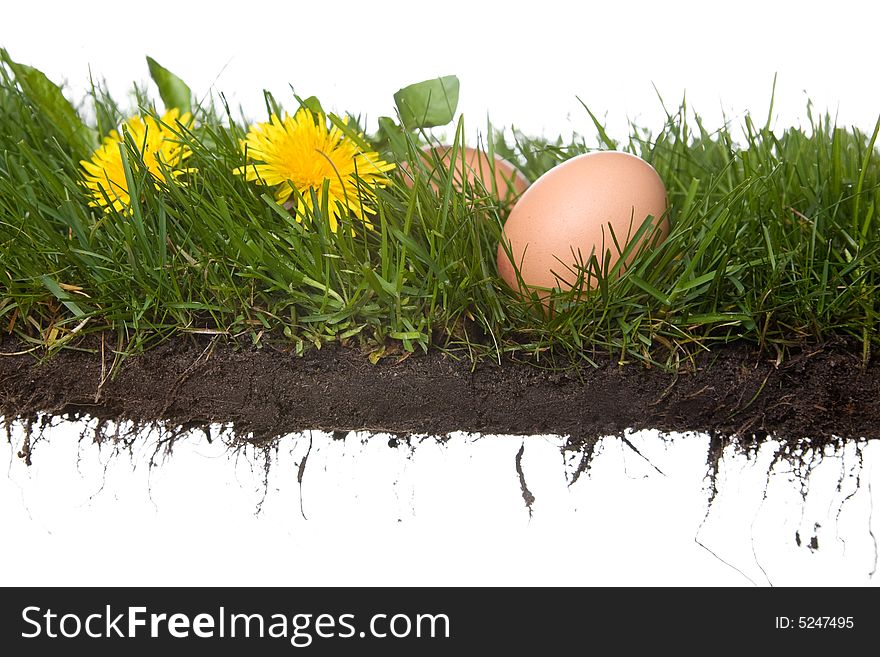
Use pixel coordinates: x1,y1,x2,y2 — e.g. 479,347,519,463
2,333,878,490
5,332,876,581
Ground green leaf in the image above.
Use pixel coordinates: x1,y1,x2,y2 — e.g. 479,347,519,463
577,97,618,150
628,276,671,306
1,49,97,155
389,330,424,340
166,302,232,312
393,75,459,129
299,95,324,116
39,275,88,318
686,313,751,325
146,56,192,114
377,116,409,158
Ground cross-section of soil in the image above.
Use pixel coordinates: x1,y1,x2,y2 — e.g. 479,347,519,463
2,334,878,452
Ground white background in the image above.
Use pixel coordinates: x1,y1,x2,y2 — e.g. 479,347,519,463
2,0,880,586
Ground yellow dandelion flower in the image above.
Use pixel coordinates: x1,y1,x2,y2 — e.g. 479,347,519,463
235,108,394,233
80,109,193,213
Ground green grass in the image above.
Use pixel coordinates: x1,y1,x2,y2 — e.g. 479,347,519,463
1,59,879,371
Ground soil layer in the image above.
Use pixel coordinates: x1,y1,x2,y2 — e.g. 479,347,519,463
2,334,879,451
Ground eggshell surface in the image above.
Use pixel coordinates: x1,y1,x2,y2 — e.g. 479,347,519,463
497,151,668,293
402,146,529,206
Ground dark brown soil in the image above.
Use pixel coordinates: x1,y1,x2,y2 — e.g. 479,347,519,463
2,333,879,456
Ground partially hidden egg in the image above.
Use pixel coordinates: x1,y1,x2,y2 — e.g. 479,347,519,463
401,145,529,207
497,151,668,295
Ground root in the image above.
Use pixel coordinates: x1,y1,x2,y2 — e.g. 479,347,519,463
297,432,313,521
564,434,601,487
620,433,666,476
515,442,535,518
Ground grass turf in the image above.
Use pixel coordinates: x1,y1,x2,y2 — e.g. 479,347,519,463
1,59,879,372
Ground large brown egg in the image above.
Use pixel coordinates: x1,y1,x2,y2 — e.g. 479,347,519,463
497,151,668,295
401,145,529,207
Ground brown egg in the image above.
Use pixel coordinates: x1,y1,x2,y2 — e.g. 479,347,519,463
497,151,668,296
400,145,529,206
